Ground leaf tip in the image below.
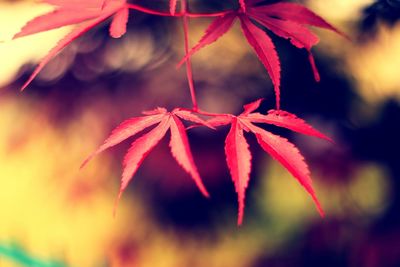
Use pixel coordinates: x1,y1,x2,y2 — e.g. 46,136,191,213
308,52,321,82
12,33,21,40
113,183,128,218
79,157,91,170
311,191,325,218
113,191,123,218
80,150,99,170
202,188,210,198
237,199,244,226
316,200,325,218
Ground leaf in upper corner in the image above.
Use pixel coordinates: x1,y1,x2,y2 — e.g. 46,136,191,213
246,13,321,81
13,0,128,90
19,17,108,91
224,117,252,225
180,1,345,108
14,0,126,39
13,9,101,39
82,108,210,204
246,1,348,82
239,16,281,109
250,2,345,36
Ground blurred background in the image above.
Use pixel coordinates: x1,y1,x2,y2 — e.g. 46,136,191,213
0,0,399,266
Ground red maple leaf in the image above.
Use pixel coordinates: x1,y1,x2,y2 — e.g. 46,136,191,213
13,0,129,90
207,99,332,225
81,107,213,205
178,0,345,109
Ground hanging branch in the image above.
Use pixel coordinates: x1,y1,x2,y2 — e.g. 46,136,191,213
181,0,198,110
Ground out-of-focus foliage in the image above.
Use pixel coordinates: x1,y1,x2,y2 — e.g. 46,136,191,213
361,0,400,34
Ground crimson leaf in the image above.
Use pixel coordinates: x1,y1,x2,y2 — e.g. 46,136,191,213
225,117,252,225
250,124,324,217
208,99,329,225
13,0,129,90
82,108,212,206
251,2,345,36
239,16,281,109
179,1,345,108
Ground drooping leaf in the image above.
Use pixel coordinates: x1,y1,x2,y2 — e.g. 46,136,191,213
20,15,110,91
251,125,324,217
81,114,165,168
208,99,329,224
177,13,236,67
82,108,210,206
13,9,100,39
13,0,128,90
247,13,321,81
252,2,345,36
225,118,252,225
120,117,171,197
239,16,281,109
169,115,210,197
109,7,129,38
246,110,332,141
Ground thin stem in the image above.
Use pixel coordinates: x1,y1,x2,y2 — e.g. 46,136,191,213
126,4,174,16
127,3,233,18
181,0,198,111
126,1,236,111
179,107,231,117
187,10,233,18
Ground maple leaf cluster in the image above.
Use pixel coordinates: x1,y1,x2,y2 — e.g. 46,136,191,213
9,0,345,225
